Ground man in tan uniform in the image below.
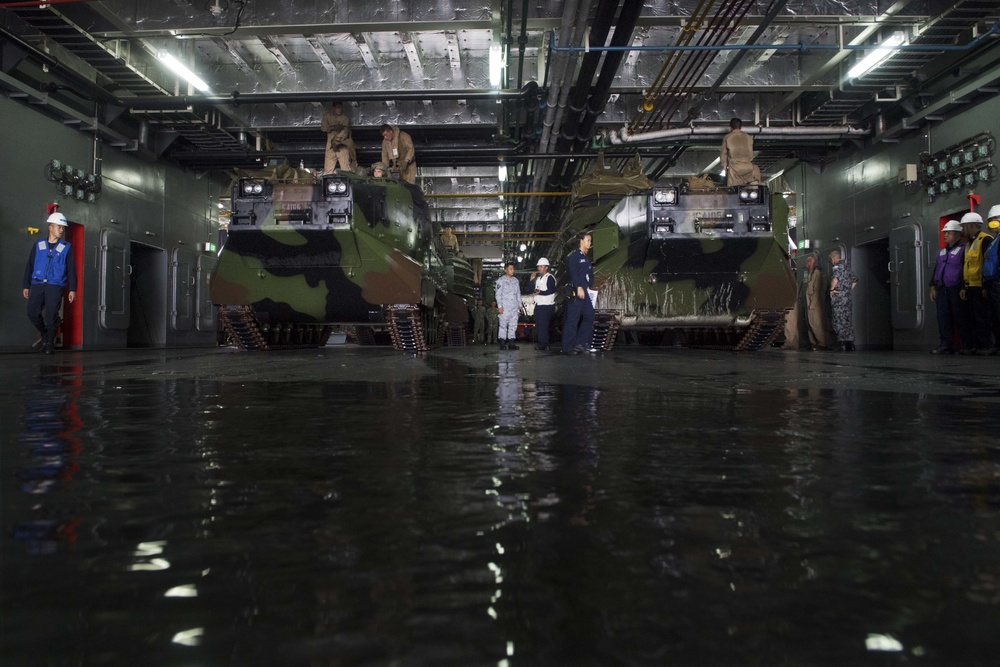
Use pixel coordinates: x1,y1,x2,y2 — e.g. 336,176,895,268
805,255,830,350
380,124,417,184
720,117,761,187
440,226,460,253
321,101,356,173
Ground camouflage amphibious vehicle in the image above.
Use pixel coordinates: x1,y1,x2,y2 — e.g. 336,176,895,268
211,170,476,351
556,168,796,350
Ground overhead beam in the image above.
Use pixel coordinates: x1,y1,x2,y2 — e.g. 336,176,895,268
88,14,934,40
257,36,295,74
304,35,336,73
766,0,918,117
353,32,379,70
399,31,424,81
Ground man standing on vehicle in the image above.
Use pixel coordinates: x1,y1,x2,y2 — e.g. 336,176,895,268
562,232,595,355
23,211,76,354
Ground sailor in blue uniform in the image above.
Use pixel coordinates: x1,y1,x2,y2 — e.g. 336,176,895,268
562,232,595,354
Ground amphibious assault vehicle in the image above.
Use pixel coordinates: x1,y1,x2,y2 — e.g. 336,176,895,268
210,171,476,351
554,168,796,351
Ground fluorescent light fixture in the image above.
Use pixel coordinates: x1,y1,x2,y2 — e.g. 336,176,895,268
848,32,905,80
702,157,721,173
157,51,211,92
496,208,504,220
489,44,503,87
498,164,508,182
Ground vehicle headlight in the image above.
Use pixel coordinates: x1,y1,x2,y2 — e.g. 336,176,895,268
653,188,677,204
325,179,349,195
252,183,264,195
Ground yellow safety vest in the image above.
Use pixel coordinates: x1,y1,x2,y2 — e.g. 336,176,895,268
964,231,991,287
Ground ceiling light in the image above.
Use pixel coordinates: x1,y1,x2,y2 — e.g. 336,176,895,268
157,51,211,92
498,165,508,182
496,208,504,220
848,32,905,80
519,243,527,251
489,44,503,87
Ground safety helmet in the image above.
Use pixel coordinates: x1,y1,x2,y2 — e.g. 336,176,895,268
371,162,388,172
46,212,68,227
988,204,1000,229
536,257,550,267
960,211,983,225
941,220,963,233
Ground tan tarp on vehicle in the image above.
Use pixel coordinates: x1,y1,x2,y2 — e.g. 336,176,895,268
571,153,653,199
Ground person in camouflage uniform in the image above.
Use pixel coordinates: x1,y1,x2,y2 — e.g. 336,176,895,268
485,301,499,344
471,299,487,344
829,249,858,351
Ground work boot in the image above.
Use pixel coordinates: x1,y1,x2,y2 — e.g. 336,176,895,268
42,343,54,355
930,345,954,355
499,340,507,350
507,341,519,350
976,347,997,356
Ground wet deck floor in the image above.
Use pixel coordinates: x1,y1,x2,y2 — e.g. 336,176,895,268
2,345,999,666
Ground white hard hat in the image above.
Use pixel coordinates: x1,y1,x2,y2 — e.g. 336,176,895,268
536,257,550,267
942,220,963,233
960,211,983,225
47,212,68,226
988,204,1000,220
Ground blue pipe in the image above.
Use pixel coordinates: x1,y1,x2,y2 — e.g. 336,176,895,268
547,21,1000,54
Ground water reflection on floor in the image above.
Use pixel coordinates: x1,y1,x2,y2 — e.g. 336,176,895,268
2,348,999,666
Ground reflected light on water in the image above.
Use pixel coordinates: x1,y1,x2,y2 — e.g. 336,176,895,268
866,633,904,652
171,628,204,647
164,585,198,598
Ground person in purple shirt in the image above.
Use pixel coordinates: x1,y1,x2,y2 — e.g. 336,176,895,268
929,220,971,354
22,212,76,354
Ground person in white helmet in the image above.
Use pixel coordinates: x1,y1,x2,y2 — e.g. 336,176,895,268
929,220,972,354
959,211,996,355
529,257,557,350
982,204,1000,342
22,212,77,354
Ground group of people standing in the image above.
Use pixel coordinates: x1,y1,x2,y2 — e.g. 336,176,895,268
470,232,597,355
321,101,417,184
930,206,1000,355
803,249,858,351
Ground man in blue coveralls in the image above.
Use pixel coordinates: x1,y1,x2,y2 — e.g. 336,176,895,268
562,231,595,355
22,212,77,355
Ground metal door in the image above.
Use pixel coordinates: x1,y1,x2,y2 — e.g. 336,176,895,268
196,253,218,332
889,224,924,329
171,247,195,331
99,228,130,330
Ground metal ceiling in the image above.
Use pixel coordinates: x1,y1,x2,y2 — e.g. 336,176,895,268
1,0,999,239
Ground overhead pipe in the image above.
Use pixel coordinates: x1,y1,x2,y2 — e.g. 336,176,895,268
118,84,539,110
551,0,644,191
607,124,870,144
644,0,755,131
578,0,660,145
549,20,1000,54
677,0,790,129
537,0,581,155
528,0,586,228
554,0,619,153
